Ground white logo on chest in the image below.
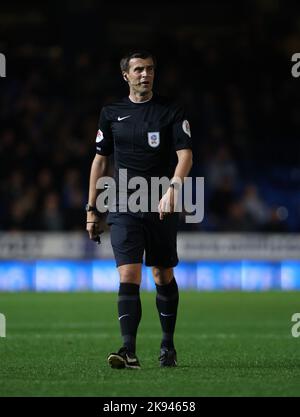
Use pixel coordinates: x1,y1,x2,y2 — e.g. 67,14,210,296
148,132,160,148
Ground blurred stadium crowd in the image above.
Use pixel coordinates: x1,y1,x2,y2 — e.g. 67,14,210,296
0,1,300,232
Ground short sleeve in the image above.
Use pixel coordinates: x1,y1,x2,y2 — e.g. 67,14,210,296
171,104,192,151
95,107,114,156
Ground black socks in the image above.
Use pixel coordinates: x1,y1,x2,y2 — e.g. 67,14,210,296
118,283,141,353
155,277,179,349
117,279,178,353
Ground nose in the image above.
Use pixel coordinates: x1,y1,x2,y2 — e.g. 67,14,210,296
142,68,152,78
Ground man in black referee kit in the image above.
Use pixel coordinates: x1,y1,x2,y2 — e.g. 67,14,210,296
86,50,193,369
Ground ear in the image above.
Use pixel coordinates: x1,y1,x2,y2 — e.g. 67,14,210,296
123,73,128,82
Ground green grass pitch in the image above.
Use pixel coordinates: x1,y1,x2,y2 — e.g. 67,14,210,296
0,291,300,396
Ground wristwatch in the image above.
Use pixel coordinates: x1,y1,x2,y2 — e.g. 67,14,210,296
85,203,98,213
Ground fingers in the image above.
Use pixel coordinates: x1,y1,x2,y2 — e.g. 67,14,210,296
158,193,175,220
88,227,95,240
158,201,165,220
158,205,171,220
86,222,98,240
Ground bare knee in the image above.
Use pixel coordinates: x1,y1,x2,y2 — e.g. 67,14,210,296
118,264,142,285
152,266,173,286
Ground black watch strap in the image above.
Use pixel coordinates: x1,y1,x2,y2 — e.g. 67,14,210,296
86,203,97,212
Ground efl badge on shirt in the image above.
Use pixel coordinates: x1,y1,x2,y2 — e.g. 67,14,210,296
96,129,104,143
148,132,160,148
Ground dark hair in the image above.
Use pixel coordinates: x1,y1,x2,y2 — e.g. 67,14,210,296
120,50,156,73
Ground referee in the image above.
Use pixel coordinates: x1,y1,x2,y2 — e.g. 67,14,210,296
86,50,193,369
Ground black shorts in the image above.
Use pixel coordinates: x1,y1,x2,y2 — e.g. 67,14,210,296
107,212,179,268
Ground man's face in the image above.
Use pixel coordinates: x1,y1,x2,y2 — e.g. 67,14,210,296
124,57,155,95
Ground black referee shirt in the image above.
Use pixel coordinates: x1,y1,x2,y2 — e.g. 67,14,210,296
95,94,192,184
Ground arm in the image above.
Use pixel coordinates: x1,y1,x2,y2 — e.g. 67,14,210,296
86,154,110,240
158,148,193,220
172,148,193,185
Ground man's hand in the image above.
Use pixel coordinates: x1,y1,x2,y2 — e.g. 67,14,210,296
86,212,102,241
158,186,178,220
